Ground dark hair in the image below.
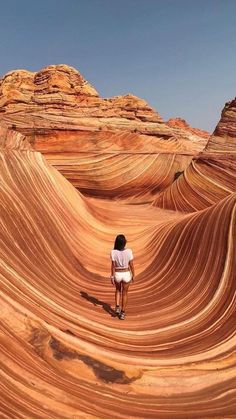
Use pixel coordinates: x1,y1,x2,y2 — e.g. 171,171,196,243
114,234,127,251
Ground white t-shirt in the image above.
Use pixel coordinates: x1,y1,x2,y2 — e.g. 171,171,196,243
110,248,133,268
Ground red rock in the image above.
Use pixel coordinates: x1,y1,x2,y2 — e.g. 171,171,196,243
167,117,210,139
207,98,236,152
0,65,208,201
154,99,236,211
0,64,235,417
0,127,236,417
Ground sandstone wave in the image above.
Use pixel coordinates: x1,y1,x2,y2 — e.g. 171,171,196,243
1,127,236,417
154,98,236,211
0,66,236,418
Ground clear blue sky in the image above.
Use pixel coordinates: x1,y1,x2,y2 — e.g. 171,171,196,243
0,0,235,132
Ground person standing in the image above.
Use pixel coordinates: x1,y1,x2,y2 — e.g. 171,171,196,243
110,234,135,320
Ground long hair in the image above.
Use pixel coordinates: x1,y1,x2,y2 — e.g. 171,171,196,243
114,234,127,251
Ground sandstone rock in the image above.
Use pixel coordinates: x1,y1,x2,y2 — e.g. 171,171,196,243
0,126,236,417
154,98,236,211
167,117,210,139
206,98,236,152
0,65,208,201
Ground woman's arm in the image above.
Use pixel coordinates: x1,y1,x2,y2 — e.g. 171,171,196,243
111,260,115,277
129,260,135,282
110,260,115,285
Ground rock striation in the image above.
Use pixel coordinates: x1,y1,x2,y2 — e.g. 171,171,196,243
207,97,236,152
0,65,208,201
0,66,236,417
0,64,163,131
154,98,236,211
1,128,236,417
167,117,210,139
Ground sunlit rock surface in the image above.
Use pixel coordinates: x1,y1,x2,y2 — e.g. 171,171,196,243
0,65,208,201
154,98,236,211
0,68,236,417
167,117,210,139
208,97,236,151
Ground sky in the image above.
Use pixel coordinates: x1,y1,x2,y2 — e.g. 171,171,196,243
0,0,235,132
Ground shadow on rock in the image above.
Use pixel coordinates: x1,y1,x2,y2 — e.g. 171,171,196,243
80,291,117,317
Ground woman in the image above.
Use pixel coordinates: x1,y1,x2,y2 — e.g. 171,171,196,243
110,234,135,320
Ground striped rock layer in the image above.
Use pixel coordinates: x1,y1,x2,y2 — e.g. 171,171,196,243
0,65,208,202
0,125,236,417
0,66,236,417
154,98,236,211
167,117,210,139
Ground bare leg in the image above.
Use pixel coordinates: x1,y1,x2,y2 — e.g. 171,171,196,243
115,281,121,307
121,281,130,312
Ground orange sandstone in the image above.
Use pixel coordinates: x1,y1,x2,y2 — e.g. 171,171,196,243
0,67,236,418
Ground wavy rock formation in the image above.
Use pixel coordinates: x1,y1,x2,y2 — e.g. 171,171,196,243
1,124,236,417
154,98,236,211
0,65,208,201
0,65,236,417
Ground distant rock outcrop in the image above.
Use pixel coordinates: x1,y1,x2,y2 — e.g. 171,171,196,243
167,117,210,139
0,64,165,135
0,64,208,200
0,64,207,143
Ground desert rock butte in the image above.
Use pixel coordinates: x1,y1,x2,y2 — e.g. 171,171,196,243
0,65,236,418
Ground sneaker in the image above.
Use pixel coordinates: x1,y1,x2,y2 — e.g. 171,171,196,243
115,305,120,315
119,311,125,320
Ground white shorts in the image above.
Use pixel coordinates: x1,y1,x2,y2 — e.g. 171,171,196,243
114,271,132,283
